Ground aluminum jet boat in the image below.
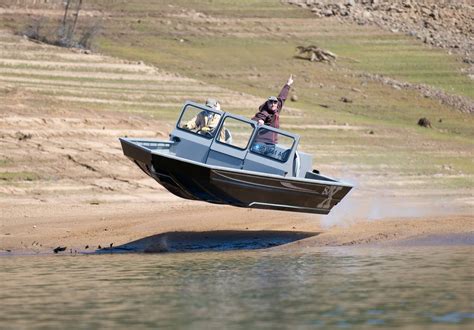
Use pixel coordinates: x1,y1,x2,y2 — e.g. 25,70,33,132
120,101,352,214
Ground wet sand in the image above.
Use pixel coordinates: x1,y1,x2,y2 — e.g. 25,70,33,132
1,196,472,254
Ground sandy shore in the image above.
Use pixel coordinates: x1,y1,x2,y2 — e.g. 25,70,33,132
1,196,472,254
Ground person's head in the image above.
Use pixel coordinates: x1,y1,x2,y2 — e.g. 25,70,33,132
267,96,278,111
205,98,221,111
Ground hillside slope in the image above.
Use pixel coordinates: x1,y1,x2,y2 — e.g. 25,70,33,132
0,1,472,252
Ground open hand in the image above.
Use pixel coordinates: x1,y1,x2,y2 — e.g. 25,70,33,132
287,74,294,86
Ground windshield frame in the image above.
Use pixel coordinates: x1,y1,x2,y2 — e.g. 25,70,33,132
248,125,297,163
176,103,224,140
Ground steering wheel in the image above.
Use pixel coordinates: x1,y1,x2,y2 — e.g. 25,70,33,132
197,129,213,138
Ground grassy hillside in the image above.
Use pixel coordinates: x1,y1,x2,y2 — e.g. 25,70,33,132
93,0,474,191
0,0,472,196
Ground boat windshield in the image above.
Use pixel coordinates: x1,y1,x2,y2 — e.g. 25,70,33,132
250,128,295,162
215,116,254,150
178,104,222,139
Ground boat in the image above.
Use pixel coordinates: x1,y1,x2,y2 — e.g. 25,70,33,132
119,101,352,214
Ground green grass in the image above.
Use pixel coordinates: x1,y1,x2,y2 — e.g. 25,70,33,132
321,34,473,98
0,158,12,167
0,62,153,74
98,36,473,133
87,0,315,18
0,171,40,182
88,0,474,99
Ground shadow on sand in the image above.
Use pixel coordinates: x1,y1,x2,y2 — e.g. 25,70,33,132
97,230,319,253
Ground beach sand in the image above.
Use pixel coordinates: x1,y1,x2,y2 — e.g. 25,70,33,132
1,196,472,254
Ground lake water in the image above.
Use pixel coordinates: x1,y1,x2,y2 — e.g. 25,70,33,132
1,246,473,329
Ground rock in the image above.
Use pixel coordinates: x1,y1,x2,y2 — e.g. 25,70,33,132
431,10,440,20
53,246,67,253
296,45,337,63
421,7,431,16
322,9,334,16
417,117,432,128
290,94,299,102
346,0,355,7
15,132,32,141
340,96,353,103
362,11,372,19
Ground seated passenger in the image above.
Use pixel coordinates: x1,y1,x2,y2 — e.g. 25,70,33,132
182,99,227,140
183,98,221,132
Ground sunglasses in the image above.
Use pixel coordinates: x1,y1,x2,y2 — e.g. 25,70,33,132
268,100,278,104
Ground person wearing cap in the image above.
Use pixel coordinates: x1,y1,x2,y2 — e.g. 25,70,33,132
250,75,293,155
252,74,294,129
183,98,223,138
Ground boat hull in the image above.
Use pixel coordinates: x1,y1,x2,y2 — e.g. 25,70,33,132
121,139,351,214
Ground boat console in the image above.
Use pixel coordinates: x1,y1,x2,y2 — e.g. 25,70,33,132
169,101,313,178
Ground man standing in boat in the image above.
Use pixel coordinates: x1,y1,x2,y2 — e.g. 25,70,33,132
251,75,294,156
252,74,294,129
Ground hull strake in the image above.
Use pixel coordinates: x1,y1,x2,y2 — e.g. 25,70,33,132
146,153,350,214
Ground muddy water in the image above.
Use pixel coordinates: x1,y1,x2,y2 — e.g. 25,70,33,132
1,247,473,329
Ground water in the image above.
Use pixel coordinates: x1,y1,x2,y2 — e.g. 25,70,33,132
1,247,473,329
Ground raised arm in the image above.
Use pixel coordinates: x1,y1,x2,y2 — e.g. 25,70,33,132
278,74,294,107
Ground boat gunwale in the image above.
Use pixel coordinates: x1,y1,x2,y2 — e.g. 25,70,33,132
119,137,353,189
